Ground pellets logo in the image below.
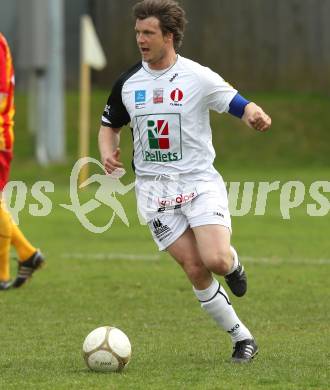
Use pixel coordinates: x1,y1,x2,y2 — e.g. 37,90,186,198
145,119,179,162
136,113,182,162
147,120,170,149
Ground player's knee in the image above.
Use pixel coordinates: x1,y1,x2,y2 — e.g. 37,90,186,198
204,250,232,275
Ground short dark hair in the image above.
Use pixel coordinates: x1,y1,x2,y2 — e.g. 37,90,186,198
133,0,187,51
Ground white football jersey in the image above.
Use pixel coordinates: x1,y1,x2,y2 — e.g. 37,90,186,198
102,55,237,180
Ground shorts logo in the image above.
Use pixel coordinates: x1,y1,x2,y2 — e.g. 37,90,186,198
170,88,183,103
152,218,162,229
151,218,172,242
158,191,197,212
153,88,164,104
147,120,170,149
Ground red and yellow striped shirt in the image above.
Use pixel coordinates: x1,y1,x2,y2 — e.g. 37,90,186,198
0,33,15,151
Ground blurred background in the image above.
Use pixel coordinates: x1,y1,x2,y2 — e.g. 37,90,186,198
0,0,329,171
3,0,330,90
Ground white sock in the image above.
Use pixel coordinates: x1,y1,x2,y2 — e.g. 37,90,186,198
226,246,239,275
193,278,252,344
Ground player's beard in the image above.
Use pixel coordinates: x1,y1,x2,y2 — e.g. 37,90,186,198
143,47,167,67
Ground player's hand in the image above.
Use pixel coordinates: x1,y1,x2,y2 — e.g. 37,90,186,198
103,147,124,174
242,102,271,132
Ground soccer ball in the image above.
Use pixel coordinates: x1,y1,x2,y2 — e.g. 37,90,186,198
82,326,131,372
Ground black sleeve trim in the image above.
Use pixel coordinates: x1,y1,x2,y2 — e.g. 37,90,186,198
102,61,142,128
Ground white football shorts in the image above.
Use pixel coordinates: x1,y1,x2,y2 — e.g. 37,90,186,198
135,174,231,251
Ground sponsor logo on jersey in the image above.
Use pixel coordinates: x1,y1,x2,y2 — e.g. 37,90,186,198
153,88,164,104
145,119,179,162
169,73,178,82
135,90,146,102
170,88,184,106
144,150,179,162
147,119,170,149
135,113,182,163
135,90,146,109
170,88,183,102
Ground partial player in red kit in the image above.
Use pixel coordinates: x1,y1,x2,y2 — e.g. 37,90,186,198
0,32,45,290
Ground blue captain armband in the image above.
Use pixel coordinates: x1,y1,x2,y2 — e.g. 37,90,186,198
228,93,250,118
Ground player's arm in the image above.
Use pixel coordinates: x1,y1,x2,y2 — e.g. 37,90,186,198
228,93,271,132
241,102,271,132
98,125,124,174
99,75,131,174
201,69,271,132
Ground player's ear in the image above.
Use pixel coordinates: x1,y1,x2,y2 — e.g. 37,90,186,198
164,31,173,44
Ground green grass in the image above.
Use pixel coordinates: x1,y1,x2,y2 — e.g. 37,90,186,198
1,169,329,390
0,92,329,389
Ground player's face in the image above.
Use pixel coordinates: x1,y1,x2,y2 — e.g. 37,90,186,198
135,17,173,69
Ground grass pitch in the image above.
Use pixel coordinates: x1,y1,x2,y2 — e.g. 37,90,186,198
0,167,329,390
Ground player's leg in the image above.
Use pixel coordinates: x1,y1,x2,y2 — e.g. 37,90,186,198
11,223,45,288
192,225,247,297
0,198,45,288
9,202,45,288
11,223,37,262
0,197,12,289
183,184,257,361
0,151,13,289
0,150,44,288
185,177,247,297
143,178,257,361
167,227,213,289
166,228,257,362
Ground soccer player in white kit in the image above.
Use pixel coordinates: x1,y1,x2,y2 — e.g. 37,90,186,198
99,0,271,363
